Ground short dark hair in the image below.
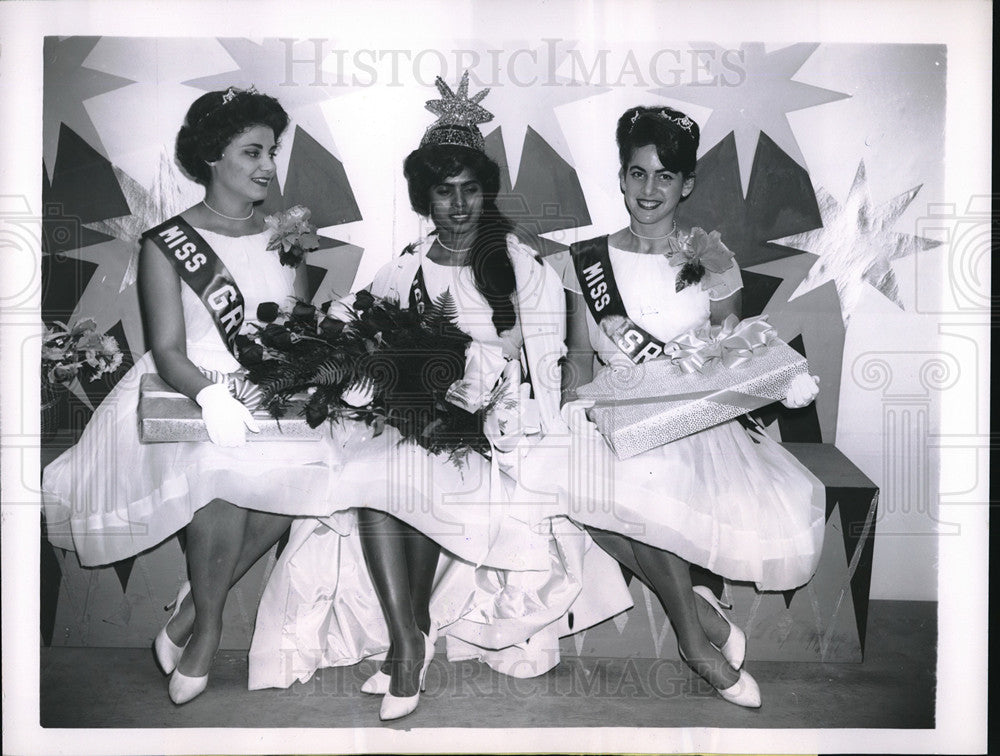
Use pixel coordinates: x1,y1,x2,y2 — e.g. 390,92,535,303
175,89,289,186
403,144,516,335
402,144,502,217
616,106,700,176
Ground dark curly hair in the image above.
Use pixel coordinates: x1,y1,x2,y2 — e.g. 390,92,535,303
616,105,700,177
175,89,289,186
403,144,516,335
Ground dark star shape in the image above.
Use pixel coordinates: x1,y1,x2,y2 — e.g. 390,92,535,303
485,127,576,262
44,124,132,237
676,131,823,269
655,42,849,194
43,36,135,182
281,127,362,228
747,253,846,443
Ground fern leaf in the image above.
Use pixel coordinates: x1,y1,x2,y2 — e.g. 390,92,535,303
428,289,459,324
309,357,350,386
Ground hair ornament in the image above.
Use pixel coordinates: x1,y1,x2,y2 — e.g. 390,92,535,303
222,84,259,105
629,108,695,134
664,110,695,133
420,70,494,152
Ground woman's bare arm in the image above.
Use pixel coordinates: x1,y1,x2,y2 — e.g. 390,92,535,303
561,289,596,404
138,239,213,399
709,289,742,326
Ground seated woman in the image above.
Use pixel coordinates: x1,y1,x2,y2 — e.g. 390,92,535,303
523,105,825,708
42,87,337,705
248,74,631,721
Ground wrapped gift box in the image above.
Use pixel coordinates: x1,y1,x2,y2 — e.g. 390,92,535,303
577,327,808,459
138,373,325,443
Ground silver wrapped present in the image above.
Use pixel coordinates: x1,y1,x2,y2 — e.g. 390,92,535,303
138,374,326,443
577,316,808,459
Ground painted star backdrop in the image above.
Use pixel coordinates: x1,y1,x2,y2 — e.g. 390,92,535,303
40,38,947,649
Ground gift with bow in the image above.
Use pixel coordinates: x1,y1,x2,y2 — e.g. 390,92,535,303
667,314,774,374
577,315,809,459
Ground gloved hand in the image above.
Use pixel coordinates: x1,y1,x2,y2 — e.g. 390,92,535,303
195,382,260,447
781,373,820,409
483,364,538,453
560,399,596,430
446,347,508,414
340,377,376,408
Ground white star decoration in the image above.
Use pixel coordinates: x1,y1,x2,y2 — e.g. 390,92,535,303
82,151,192,292
183,38,347,112
55,154,190,402
654,43,849,195
481,39,612,187
43,37,134,182
777,162,941,325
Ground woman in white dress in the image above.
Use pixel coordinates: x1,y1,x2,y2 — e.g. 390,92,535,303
42,88,335,705
248,75,631,721
529,106,825,708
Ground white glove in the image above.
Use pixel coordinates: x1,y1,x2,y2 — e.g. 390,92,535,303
325,297,358,323
483,364,538,453
340,377,376,408
195,382,260,447
781,373,820,409
448,341,512,414
560,399,596,430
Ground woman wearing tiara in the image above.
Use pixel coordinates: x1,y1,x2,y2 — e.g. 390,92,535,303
524,105,825,708
42,87,335,705
248,74,630,721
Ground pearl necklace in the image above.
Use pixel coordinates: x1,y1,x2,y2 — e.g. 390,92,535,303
629,220,676,240
436,236,473,254
202,199,254,222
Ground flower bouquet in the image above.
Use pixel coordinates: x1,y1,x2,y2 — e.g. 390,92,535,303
240,290,500,465
41,318,124,438
42,318,124,387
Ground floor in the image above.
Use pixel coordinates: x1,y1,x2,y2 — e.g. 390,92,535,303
39,599,935,731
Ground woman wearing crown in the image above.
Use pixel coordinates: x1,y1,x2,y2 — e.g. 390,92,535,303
248,74,631,721
520,105,825,708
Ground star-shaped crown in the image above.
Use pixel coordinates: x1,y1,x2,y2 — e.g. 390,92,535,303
420,71,494,152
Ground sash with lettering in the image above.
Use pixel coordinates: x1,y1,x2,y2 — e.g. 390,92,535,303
570,236,668,364
143,216,246,362
401,244,434,315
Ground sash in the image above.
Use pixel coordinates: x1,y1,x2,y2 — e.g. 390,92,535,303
144,216,246,362
570,236,668,364
407,261,431,315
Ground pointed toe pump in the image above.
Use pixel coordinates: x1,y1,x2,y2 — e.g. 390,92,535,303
153,581,191,675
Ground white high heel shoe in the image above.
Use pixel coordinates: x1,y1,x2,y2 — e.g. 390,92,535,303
153,581,191,675
678,645,761,709
715,669,762,708
361,669,391,696
379,632,435,721
363,626,437,696
168,668,209,705
693,585,747,670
